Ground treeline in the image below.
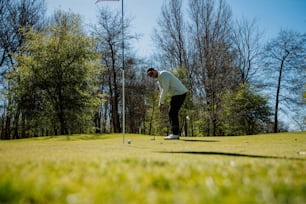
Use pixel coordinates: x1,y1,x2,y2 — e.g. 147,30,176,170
0,0,305,139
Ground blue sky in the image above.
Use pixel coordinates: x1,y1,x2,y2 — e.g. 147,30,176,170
46,0,306,58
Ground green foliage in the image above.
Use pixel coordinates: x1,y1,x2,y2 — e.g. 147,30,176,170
15,10,102,135
221,84,272,135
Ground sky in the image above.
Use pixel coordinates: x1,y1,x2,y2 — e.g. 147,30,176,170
46,0,306,58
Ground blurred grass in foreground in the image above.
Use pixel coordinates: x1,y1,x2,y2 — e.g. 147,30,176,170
0,132,305,204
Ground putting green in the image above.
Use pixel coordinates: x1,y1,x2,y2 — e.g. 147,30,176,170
0,132,305,204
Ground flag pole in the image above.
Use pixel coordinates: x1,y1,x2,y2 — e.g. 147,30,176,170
121,0,125,144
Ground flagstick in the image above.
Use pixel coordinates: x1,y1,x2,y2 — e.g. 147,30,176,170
121,0,125,144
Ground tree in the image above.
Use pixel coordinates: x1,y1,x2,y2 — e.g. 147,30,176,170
0,0,45,68
124,58,148,133
0,0,46,139
94,6,137,133
16,10,100,136
153,0,188,69
231,18,263,84
262,30,306,133
221,84,272,135
188,0,239,135
153,0,261,136
94,7,123,133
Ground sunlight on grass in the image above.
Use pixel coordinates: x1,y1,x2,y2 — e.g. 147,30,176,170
0,133,305,203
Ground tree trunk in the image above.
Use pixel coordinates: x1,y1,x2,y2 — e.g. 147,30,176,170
274,52,288,133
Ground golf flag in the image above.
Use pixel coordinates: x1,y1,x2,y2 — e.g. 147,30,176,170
96,0,119,3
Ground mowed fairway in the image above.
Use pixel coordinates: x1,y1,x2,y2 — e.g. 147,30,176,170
0,132,306,204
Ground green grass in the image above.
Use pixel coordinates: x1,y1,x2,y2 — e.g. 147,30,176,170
0,132,305,204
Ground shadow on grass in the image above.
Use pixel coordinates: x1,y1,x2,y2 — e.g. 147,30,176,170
180,139,220,142
158,151,305,161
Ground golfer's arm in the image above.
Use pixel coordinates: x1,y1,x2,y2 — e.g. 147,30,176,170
159,77,169,106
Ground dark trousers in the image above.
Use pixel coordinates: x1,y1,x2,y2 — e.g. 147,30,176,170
169,93,186,135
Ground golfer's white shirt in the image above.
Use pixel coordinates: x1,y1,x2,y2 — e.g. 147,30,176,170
157,70,188,106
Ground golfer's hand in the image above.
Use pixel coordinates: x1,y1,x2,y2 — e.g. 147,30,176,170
159,104,165,112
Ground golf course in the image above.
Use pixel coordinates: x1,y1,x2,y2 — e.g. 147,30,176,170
0,132,305,204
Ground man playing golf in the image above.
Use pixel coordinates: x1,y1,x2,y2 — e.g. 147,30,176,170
147,68,188,140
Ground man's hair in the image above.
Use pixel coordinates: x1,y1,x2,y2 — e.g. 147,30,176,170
146,67,155,74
